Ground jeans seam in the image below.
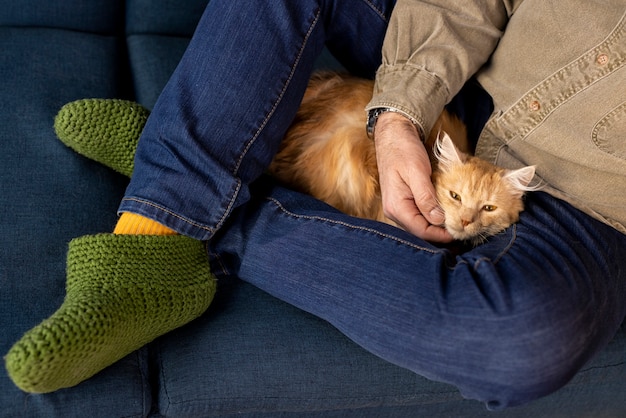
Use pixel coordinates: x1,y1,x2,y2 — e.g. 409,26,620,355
473,224,519,270
121,197,216,234
215,9,322,236
213,179,242,235
267,196,440,254
360,0,389,22
494,223,518,264
231,10,321,177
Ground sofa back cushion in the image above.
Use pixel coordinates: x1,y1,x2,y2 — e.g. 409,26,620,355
1,0,125,34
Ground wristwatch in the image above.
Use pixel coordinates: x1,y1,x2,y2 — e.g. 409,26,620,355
366,107,416,140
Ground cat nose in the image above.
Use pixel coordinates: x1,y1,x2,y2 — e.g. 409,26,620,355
461,218,472,227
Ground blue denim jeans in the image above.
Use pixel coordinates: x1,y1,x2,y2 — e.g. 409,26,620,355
119,0,626,410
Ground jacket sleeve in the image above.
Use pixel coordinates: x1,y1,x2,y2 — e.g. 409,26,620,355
366,0,524,137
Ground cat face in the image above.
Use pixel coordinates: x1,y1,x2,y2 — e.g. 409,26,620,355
432,134,538,243
434,163,525,242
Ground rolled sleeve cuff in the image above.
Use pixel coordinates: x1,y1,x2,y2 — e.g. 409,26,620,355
366,64,449,139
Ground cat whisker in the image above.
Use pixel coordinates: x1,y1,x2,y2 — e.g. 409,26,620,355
469,231,490,246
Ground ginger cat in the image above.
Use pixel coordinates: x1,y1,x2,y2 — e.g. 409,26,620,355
269,72,538,243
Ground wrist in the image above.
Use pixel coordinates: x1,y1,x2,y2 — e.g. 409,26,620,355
366,107,421,140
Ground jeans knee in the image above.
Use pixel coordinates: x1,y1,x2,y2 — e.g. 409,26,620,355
457,305,602,409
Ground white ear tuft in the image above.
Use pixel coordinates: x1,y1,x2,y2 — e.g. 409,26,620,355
503,165,543,192
434,131,465,171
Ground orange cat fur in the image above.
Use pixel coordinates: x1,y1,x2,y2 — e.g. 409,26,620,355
269,72,538,242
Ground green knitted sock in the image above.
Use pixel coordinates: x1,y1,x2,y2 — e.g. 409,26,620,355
5,233,216,393
54,99,149,177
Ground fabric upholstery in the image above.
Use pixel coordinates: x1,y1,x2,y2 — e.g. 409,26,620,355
0,26,148,417
1,0,124,34
1,1,624,416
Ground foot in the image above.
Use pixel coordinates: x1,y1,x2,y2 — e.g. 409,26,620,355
54,99,149,177
5,233,216,393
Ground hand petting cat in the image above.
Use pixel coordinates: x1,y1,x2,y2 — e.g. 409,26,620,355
373,112,454,243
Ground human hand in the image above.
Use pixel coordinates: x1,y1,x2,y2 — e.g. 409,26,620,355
374,112,453,243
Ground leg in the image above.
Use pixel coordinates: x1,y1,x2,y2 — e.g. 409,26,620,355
210,179,626,409
119,0,396,240
5,0,397,393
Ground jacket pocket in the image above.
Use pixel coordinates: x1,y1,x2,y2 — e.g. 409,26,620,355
593,101,626,160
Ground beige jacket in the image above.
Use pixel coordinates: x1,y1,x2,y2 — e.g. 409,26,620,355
368,0,626,233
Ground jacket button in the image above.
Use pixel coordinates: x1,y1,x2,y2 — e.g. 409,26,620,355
597,53,609,65
529,100,541,111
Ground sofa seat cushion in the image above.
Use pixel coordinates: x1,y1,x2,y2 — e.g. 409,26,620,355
153,279,465,417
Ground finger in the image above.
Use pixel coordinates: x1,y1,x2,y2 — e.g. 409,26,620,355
421,223,454,243
391,197,454,243
411,183,446,226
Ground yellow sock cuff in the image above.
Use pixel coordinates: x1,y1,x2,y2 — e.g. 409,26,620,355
114,212,177,235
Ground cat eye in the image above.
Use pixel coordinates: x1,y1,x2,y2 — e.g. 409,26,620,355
450,191,461,202
483,205,497,212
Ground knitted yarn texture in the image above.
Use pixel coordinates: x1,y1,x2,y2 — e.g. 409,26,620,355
54,99,149,177
5,233,216,393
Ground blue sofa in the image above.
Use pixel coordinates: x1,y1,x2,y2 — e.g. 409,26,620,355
2,1,625,416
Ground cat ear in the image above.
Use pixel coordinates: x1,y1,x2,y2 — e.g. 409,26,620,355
434,131,465,171
503,165,543,193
